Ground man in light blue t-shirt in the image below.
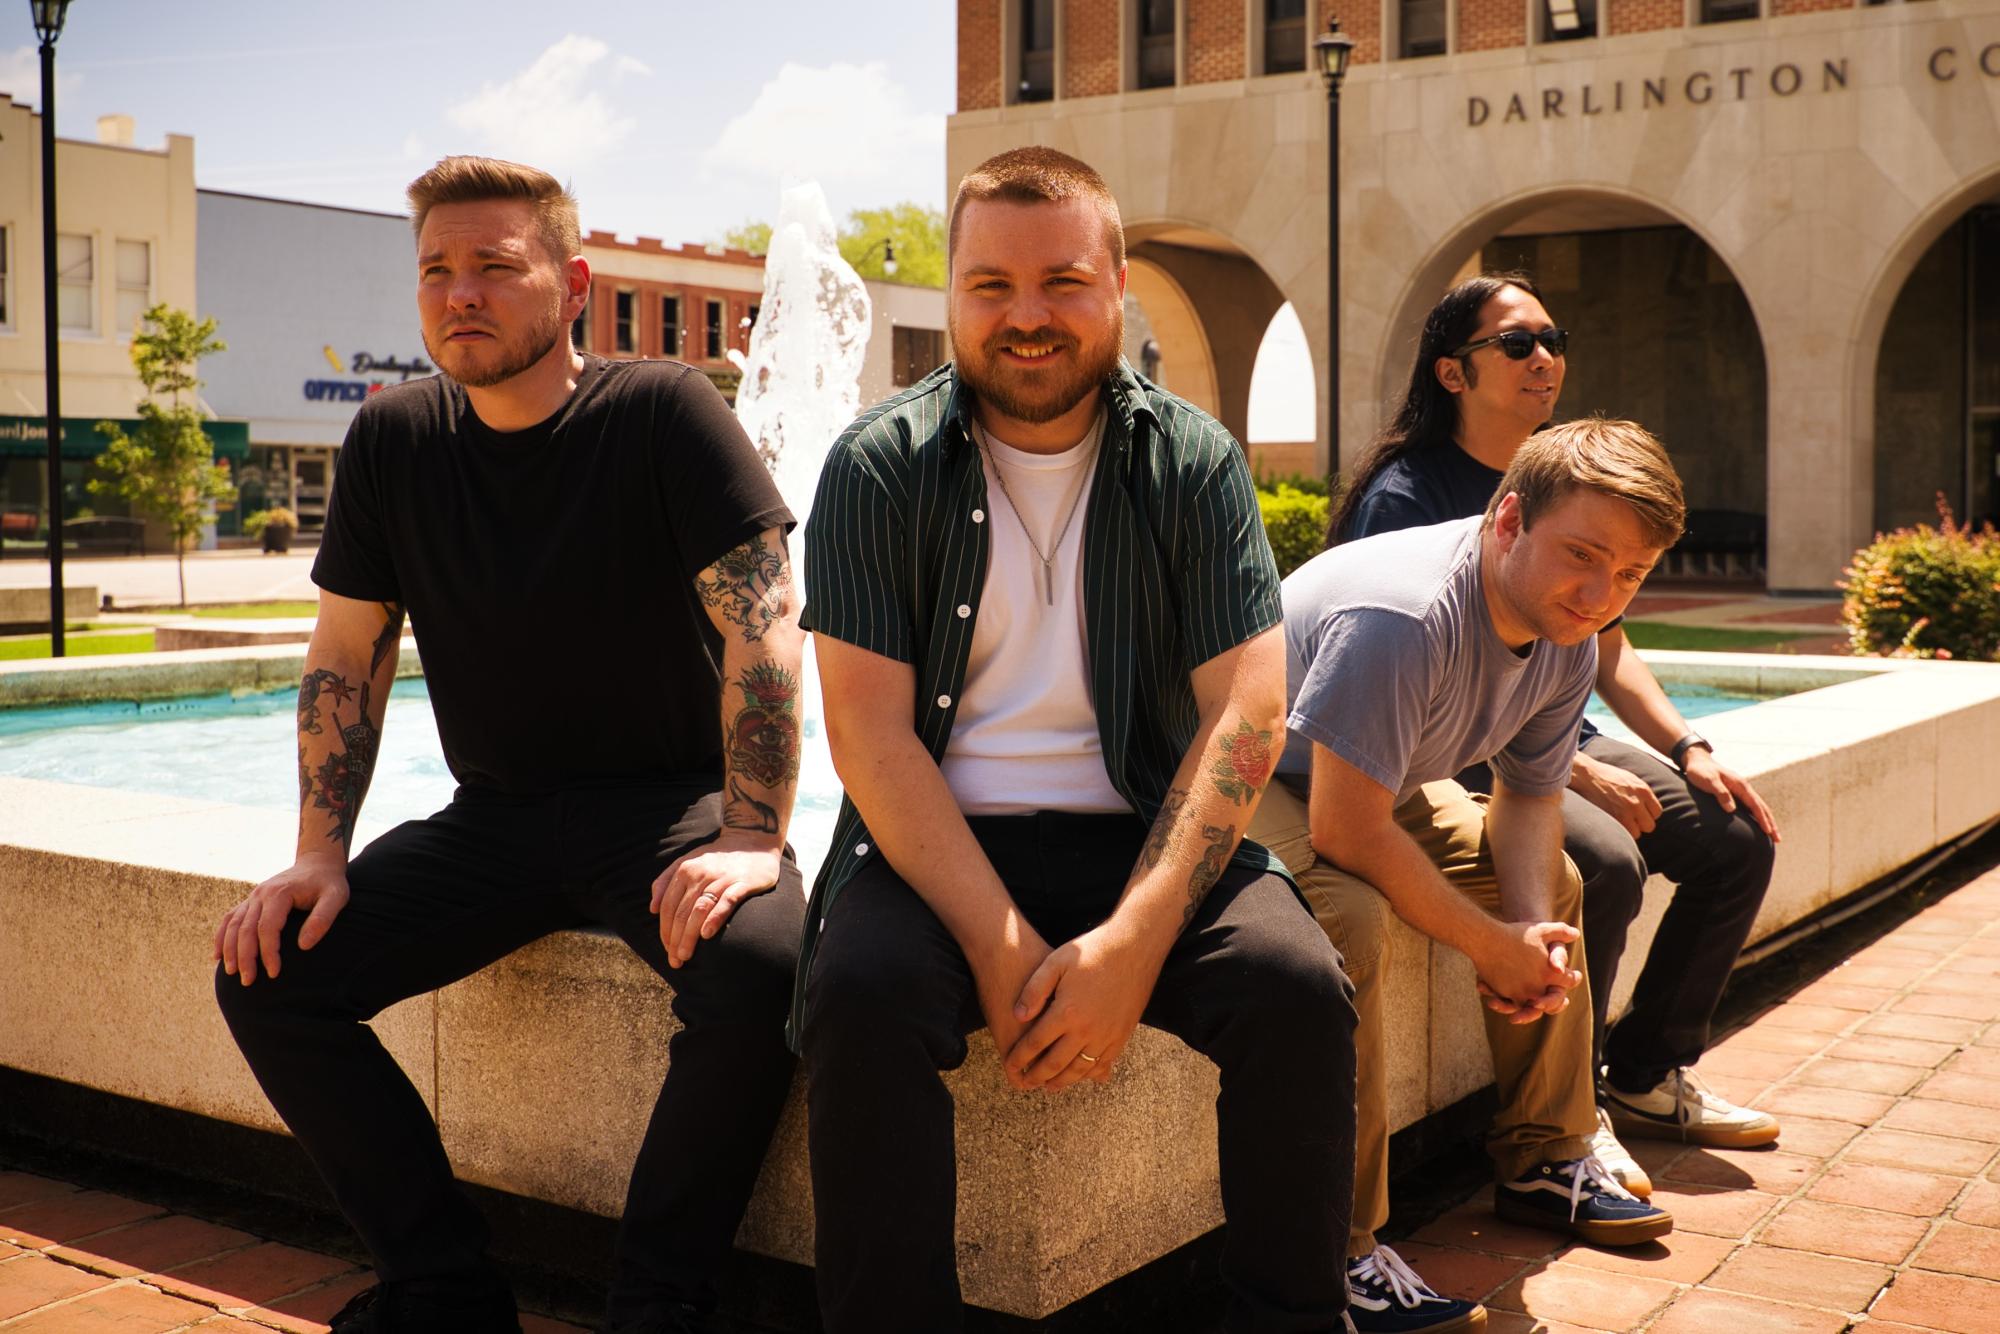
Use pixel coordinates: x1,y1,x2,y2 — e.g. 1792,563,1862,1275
1250,419,1684,1334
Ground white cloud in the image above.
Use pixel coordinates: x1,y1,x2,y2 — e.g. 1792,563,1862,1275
0,45,83,111
701,62,944,196
445,35,647,167
400,132,426,160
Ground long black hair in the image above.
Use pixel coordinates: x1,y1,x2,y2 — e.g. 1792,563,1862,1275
1325,271,1544,547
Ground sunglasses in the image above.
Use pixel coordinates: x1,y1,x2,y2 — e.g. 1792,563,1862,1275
1453,328,1569,360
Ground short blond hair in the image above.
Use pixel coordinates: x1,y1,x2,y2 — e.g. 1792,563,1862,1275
406,156,580,264
1486,417,1686,549
948,146,1125,269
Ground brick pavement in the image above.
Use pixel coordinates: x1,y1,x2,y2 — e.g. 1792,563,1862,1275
3,865,1999,1330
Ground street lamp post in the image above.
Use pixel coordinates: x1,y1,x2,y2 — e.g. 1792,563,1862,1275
1313,18,1355,490
32,0,74,657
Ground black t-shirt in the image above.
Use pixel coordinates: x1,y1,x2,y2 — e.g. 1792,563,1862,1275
1341,442,1504,544
312,357,794,794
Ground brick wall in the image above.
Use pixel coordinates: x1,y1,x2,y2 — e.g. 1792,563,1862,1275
1459,0,1528,52
1771,0,1852,15
1066,0,1123,98
1187,0,1246,83
1606,0,1685,36
960,0,1002,110
1320,0,1384,67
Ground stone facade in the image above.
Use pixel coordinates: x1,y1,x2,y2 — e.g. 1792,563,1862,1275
949,0,2000,589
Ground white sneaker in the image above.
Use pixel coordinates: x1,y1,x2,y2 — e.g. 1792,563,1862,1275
1590,1105,1652,1197
1603,1066,1781,1149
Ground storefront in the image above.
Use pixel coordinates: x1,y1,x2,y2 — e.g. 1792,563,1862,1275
0,415,248,552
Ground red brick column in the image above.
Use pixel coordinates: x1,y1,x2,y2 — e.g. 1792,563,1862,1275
1319,0,1384,66
1459,0,1528,52
1188,0,1247,83
1606,0,1685,36
1066,0,1123,97
959,0,1002,110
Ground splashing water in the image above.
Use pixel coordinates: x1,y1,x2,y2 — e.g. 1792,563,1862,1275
730,183,874,880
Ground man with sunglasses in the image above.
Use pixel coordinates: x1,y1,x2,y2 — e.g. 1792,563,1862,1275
1330,275,1782,1200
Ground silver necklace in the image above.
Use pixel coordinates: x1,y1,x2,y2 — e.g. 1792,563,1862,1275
973,419,1097,605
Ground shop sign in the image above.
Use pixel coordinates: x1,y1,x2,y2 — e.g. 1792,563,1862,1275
302,345,434,404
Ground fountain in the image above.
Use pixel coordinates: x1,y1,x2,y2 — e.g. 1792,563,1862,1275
729,182,874,878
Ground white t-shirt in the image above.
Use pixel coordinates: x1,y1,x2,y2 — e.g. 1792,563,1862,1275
940,415,1131,815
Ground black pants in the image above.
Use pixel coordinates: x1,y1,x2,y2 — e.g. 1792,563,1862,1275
801,812,1357,1334
214,785,805,1322
1464,733,1775,1090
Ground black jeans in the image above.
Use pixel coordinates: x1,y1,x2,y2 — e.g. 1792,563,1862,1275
214,785,805,1322
1463,733,1775,1090
801,811,1357,1334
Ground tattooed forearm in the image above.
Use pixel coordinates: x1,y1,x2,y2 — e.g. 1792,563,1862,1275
1140,787,1189,870
726,663,802,787
1210,720,1275,806
294,669,380,853
723,776,781,835
369,602,405,675
696,534,789,642
1185,821,1235,924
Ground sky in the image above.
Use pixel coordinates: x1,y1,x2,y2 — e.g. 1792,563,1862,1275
1,0,1314,441
1,1,954,244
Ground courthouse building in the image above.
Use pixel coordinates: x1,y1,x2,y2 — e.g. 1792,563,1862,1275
950,0,2000,589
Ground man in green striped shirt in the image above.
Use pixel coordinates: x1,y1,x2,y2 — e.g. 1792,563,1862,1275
795,148,1359,1334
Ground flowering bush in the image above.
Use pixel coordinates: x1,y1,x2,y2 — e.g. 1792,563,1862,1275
1840,498,2000,661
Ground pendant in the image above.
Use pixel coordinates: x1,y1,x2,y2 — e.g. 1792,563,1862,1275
1043,558,1056,605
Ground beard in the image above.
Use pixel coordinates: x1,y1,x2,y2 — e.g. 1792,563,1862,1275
424,298,566,390
951,311,1124,425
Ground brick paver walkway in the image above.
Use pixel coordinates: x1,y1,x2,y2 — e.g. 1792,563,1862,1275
4,866,1999,1331
1405,862,2000,1333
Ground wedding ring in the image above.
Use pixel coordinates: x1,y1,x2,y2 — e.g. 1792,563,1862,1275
1078,1052,1099,1063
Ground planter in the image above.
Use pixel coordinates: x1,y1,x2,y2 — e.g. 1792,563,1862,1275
261,524,295,554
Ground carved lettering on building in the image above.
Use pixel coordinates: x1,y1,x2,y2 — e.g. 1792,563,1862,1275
1468,58,1852,126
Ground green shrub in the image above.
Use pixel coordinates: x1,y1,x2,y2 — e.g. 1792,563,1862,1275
1258,483,1330,578
1840,499,2000,661
1254,469,1330,498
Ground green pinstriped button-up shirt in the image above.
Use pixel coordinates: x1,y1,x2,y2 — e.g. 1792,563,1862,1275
788,360,1290,1045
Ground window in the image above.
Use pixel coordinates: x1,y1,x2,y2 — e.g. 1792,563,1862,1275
893,327,947,388
1019,0,1055,103
614,289,636,354
1400,0,1447,57
56,232,95,335
1699,0,1759,21
744,304,761,349
662,294,682,357
704,299,724,359
572,296,590,352
0,225,9,328
1541,0,1597,40
1264,0,1307,74
1137,0,1176,89
115,239,151,337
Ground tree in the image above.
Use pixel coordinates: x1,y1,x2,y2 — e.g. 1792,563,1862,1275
717,202,947,288
91,305,236,606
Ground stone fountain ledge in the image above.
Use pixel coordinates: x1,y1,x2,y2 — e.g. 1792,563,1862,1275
4,648,2000,1318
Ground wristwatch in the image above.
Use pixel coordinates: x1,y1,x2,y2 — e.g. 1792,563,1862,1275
1669,732,1713,773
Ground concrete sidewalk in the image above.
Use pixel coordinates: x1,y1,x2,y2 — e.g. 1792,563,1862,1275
0,552,318,610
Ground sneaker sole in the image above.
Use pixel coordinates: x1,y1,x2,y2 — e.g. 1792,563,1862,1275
1607,1110,1781,1150
1351,1306,1487,1334
1493,1194,1674,1248
1613,1166,1654,1198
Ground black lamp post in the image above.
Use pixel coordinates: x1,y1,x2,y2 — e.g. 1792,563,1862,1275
32,0,73,657
1313,18,1355,488
855,237,898,278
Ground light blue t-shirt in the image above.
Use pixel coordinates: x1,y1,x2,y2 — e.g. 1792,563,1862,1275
1276,516,1595,806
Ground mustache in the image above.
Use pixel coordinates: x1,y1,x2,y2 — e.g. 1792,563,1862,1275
983,328,1076,355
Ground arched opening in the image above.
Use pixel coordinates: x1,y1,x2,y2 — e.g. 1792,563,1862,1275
1377,190,1771,580
1246,303,1317,478
1120,222,1304,467
1869,191,2000,533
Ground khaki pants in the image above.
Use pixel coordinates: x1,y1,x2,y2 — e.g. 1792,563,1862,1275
1250,778,1598,1256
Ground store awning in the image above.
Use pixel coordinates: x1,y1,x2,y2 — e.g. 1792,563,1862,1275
0,416,251,462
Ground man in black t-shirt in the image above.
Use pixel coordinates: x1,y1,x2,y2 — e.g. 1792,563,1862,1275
212,157,805,1334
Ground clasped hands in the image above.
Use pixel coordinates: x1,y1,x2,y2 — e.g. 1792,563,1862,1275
981,923,1158,1095
1473,919,1582,1026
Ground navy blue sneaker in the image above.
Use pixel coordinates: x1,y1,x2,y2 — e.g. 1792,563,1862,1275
1345,1245,1486,1332
1494,1154,1673,1247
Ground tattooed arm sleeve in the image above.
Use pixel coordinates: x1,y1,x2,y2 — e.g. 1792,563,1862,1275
693,527,805,842
294,592,404,857
1122,626,1291,939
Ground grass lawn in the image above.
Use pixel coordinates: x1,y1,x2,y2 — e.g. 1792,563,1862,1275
1622,620,1840,652
0,630,157,661
190,601,319,619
